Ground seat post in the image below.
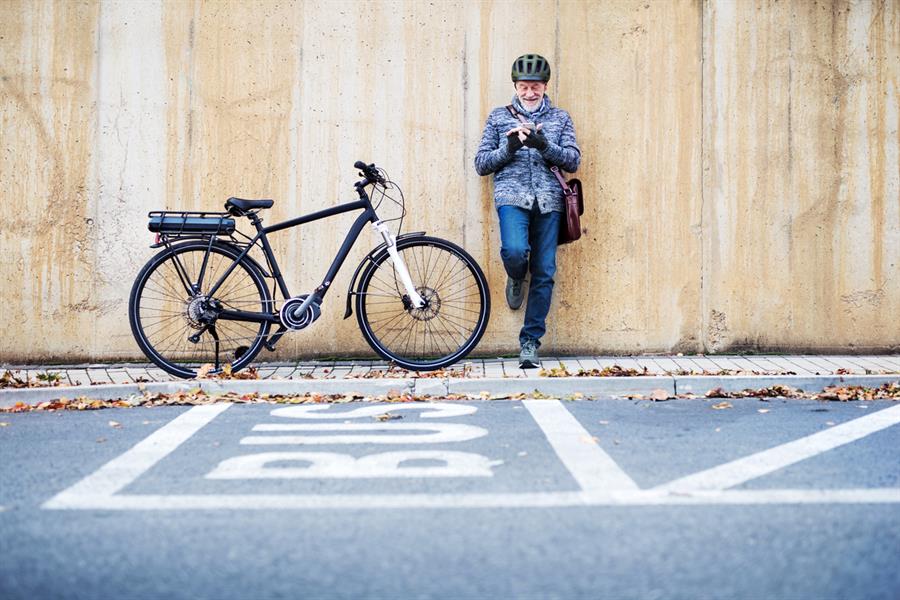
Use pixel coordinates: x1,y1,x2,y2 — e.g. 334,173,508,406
247,212,264,231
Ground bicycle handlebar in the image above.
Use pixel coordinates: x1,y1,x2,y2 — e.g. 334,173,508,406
354,161,386,186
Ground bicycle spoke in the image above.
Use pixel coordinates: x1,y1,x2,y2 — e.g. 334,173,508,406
132,244,271,376
358,239,488,369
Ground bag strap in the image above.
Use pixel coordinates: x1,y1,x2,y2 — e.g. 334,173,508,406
550,165,573,194
506,104,528,125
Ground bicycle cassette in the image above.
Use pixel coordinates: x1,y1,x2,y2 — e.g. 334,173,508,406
280,294,322,330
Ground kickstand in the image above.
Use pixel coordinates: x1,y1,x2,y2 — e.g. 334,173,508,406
209,324,221,370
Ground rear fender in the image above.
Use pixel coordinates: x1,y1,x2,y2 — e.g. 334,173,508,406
343,231,426,319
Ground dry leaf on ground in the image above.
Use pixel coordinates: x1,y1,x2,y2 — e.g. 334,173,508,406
374,413,402,421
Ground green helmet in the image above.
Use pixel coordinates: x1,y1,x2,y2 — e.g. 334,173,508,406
511,54,551,82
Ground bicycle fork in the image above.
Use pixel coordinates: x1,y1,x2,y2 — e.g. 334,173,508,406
372,221,426,309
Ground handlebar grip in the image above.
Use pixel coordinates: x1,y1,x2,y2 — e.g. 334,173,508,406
354,160,368,170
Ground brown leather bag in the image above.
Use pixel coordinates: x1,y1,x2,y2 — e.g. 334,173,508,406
551,166,583,245
505,105,584,245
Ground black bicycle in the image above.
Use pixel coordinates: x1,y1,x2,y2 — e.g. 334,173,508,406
128,162,491,378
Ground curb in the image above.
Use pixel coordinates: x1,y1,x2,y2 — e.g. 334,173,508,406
442,376,675,398
1,374,897,409
673,374,900,395
0,379,416,409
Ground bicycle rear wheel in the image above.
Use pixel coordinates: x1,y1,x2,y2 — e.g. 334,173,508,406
128,241,272,378
355,236,490,370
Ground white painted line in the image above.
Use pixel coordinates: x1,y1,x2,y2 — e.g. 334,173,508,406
206,451,501,479
270,402,478,419
524,399,639,492
242,423,488,445
42,404,231,509
657,403,900,492
41,488,900,511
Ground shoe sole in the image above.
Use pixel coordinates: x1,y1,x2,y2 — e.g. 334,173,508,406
519,359,539,369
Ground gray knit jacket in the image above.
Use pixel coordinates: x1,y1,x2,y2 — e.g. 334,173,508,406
474,95,581,213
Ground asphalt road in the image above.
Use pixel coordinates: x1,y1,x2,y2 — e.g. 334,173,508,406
1,398,899,599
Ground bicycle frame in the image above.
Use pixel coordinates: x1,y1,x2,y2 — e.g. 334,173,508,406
165,180,424,350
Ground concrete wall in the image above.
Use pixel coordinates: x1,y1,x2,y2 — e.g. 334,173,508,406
0,0,896,362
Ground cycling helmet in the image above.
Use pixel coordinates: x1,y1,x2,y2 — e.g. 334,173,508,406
511,54,551,82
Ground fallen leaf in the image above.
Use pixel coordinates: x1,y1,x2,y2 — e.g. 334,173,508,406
108,420,122,428
96,437,107,443
599,420,610,425
650,389,671,401
0,422,9,427
374,413,402,422
712,401,733,410
581,435,599,445
757,409,770,414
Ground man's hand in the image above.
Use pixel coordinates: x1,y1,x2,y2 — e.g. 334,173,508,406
506,130,524,153
522,128,548,151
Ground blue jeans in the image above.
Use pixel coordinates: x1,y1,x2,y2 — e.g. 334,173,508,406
497,204,560,346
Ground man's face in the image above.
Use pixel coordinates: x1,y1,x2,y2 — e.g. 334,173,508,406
515,81,547,110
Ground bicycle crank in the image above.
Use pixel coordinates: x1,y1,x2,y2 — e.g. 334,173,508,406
280,294,322,330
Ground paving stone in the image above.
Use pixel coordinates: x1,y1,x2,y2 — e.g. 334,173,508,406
482,361,505,378
85,370,114,385
501,359,527,378
632,357,664,375
847,356,885,373
741,356,790,373
876,355,900,371
640,356,682,374
105,369,133,384
863,356,900,372
65,369,90,386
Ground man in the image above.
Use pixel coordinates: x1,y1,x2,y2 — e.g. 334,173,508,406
474,54,581,368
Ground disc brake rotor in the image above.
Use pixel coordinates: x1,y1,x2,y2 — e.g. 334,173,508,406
408,287,441,321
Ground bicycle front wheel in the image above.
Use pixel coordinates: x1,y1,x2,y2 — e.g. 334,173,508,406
356,236,490,370
128,241,272,378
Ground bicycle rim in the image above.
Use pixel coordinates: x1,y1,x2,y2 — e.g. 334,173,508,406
356,237,490,370
129,242,272,378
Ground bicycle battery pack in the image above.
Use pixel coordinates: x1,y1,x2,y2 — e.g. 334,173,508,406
148,211,236,236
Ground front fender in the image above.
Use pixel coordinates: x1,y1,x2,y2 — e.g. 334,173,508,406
343,231,426,319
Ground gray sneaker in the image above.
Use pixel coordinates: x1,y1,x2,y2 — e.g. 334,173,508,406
519,339,539,369
506,277,526,310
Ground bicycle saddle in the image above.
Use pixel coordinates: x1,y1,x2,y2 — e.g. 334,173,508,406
225,197,274,214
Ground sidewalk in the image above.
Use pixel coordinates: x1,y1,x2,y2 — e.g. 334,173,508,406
2,354,899,408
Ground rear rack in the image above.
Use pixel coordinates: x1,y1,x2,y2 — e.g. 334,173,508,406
148,211,236,237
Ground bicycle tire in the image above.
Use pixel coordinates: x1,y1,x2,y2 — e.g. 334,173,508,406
128,241,272,378
355,236,490,370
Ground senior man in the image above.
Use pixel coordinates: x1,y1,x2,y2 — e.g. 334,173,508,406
474,54,581,368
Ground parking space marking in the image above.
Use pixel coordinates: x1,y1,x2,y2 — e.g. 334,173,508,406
43,404,231,509
38,488,900,511
524,400,639,491
241,423,488,445
207,451,501,479
40,401,900,510
657,403,900,492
